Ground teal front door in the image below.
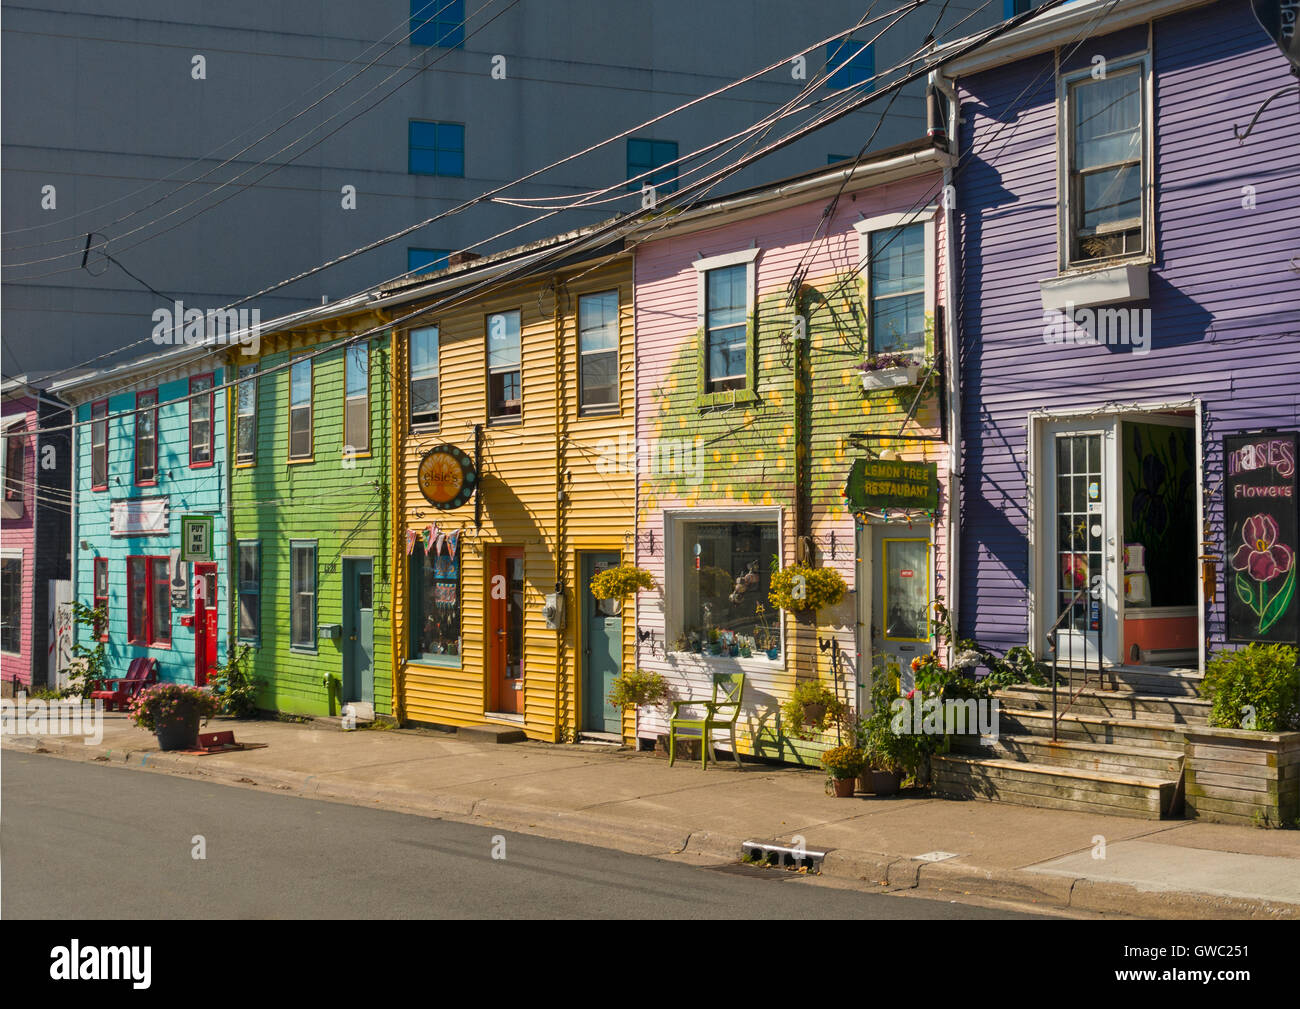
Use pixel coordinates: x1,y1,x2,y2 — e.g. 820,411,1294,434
582,553,622,734
343,558,374,705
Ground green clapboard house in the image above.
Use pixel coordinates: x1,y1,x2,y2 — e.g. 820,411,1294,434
225,306,393,719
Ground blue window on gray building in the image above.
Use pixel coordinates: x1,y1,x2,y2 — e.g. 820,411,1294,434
1005,0,1037,15
408,249,452,274
825,40,873,91
409,121,464,177
411,0,464,47
626,138,678,194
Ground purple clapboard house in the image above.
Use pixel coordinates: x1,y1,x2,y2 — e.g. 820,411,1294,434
925,0,1300,816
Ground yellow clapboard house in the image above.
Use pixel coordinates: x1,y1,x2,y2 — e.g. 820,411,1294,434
387,238,635,743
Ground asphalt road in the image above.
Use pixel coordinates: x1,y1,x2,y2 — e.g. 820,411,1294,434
2,752,1047,919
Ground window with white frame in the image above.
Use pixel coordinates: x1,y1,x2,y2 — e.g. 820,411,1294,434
409,327,440,427
855,211,935,358
672,514,781,655
189,374,213,466
344,344,369,454
487,310,522,419
236,364,257,464
1062,56,1148,267
693,248,759,401
290,540,316,648
578,290,618,412
134,390,158,485
289,358,312,460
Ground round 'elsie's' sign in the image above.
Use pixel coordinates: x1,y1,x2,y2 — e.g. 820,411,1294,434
418,444,476,509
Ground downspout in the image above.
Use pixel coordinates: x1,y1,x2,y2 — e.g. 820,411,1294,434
932,66,962,663
225,353,234,665
68,398,79,684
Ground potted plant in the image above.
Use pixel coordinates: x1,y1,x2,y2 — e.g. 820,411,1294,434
129,682,221,751
754,603,779,659
857,352,922,392
708,627,723,655
607,668,673,743
820,744,865,797
781,680,847,741
589,564,657,602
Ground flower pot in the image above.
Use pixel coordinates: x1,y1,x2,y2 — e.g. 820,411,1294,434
831,776,857,798
860,365,920,391
154,712,201,751
766,647,780,660
869,770,901,796
803,703,827,726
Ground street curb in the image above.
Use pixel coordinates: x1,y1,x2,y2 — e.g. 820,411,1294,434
6,733,1298,919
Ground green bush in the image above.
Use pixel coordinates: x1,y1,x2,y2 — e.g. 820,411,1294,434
1200,644,1300,732
208,643,262,718
607,668,671,710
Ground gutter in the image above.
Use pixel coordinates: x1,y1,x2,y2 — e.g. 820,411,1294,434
932,67,962,661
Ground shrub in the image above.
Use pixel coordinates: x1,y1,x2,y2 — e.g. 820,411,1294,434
1200,644,1300,732
769,564,847,613
208,643,262,718
607,668,671,710
128,683,220,733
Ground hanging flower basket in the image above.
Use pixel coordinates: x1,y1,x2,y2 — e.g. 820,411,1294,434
589,564,657,601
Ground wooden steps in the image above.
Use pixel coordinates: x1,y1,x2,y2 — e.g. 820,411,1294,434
932,754,1180,818
928,669,1203,820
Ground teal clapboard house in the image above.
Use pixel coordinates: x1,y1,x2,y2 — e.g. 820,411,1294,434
53,344,229,686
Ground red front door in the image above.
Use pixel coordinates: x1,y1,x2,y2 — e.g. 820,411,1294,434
195,563,217,686
488,547,525,715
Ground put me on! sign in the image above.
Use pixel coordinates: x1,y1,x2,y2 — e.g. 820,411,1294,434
181,514,214,563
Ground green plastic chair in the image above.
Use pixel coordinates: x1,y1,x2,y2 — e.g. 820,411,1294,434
668,672,745,769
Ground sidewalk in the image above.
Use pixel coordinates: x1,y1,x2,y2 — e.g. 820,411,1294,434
6,712,1300,919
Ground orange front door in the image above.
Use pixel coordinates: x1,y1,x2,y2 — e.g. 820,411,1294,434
488,546,525,715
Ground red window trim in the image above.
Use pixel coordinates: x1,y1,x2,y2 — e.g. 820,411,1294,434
126,554,172,649
90,399,109,492
93,558,109,642
134,390,158,487
189,373,215,469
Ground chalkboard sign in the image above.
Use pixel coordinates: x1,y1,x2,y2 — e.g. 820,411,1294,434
843,457,939,511
1224,431,1298,644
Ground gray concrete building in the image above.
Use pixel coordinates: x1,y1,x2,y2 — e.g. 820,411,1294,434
2,1,999,374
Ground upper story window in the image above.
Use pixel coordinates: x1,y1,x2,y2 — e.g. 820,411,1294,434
826,39,874,91
1061,56,1149,268
408,248,451,275
90,399,108,490
236,364,257,465
134,390,158,485
411,0,464,47
289,358,313,460
344,344,370,455
487,310,522,420
189,374,213,467
578,290,619,413
626,139,678,195
692,247,760,404
409,121,464,177
409,326,440,427
855,211,936,358
3,427,24,505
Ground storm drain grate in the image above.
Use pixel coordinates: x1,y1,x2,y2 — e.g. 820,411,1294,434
702,862,797,881
739,840,827,874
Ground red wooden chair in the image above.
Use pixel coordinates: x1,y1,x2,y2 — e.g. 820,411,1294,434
89,657,159,711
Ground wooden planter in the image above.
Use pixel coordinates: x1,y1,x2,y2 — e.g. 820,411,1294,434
1183,727,1300,827
860,365,920,391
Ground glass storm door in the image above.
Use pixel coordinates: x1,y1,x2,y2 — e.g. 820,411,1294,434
871,533,932,686
489,546,525,715
1044,423,1117,666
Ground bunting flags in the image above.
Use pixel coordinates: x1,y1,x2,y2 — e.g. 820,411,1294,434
446,529,459,560
406,529,417,555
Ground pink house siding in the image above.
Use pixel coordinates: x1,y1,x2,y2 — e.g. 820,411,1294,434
632,161,950,759
1,397,38,688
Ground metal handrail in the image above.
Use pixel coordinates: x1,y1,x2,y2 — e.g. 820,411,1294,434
1046,582,1104,742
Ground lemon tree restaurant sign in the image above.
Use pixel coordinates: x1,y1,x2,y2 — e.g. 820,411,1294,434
417,444,476,509
843,457,939,511
1224,431,1298,644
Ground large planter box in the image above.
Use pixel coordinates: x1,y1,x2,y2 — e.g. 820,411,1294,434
860,365,920,392
1183,727,1300,827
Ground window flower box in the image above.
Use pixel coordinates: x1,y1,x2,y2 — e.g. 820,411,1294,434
860,365,921,392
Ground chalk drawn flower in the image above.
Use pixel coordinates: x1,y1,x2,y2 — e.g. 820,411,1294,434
1231,514,1293,583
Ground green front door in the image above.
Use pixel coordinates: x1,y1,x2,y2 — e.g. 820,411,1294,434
343,558,375,705
582,553,622,734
